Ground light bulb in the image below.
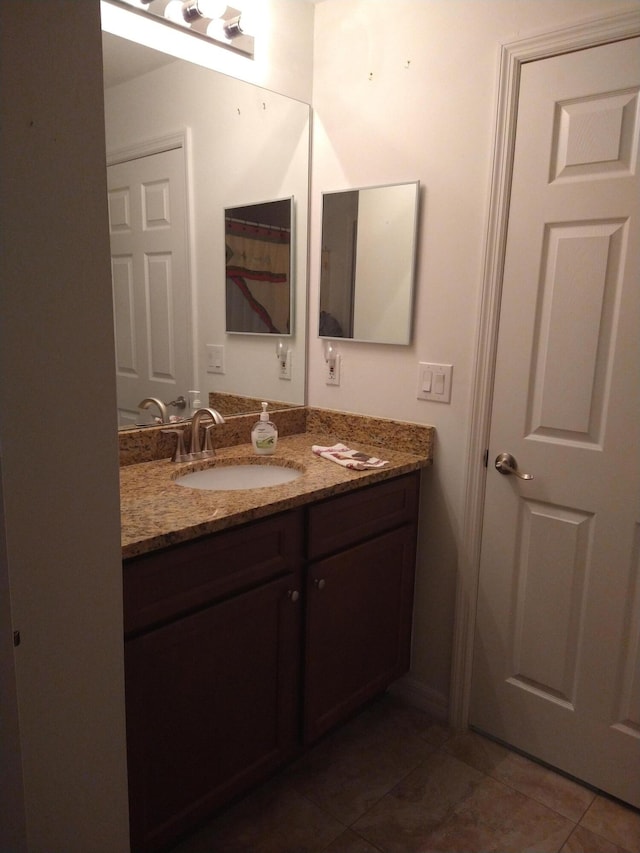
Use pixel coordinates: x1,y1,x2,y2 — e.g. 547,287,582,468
197,0,227,17
324,340,337,365
163,0,187,23
205,17,231,40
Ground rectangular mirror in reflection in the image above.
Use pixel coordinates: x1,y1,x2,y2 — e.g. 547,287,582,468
319,181,419,345
225,198,293,335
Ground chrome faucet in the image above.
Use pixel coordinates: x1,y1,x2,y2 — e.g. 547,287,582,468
138,397,168,424
190,407,225,456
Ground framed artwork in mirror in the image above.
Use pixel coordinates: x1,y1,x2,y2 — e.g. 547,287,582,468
225,197,293,335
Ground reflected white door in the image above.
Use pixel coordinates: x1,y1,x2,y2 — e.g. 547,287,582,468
470,37,640,807
107,147,191,427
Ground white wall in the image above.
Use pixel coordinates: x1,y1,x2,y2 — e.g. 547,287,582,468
104,58,310,406
309,0,640,715
0,2,129,850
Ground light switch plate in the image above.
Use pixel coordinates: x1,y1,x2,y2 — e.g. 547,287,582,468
417,362,453,403
206,344,225,374
278,349,292,380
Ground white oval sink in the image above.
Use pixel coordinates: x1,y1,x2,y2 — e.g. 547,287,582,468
175,463,302,491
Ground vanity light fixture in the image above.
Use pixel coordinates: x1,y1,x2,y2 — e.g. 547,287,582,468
112,0,255,57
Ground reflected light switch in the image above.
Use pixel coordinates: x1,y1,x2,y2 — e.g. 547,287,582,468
207,344,225,374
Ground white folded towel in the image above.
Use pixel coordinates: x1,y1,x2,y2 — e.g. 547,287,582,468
312,442,389,470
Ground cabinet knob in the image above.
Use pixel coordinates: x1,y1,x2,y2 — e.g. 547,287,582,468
287,589,300,602
314,578,326,590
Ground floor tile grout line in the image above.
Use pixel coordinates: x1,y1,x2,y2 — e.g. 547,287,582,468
555,818,580,853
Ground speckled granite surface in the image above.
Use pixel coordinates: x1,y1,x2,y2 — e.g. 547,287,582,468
119,406,307,466
306,408,433,457
119,407,433,466
208,391,298,417
121,415,434,559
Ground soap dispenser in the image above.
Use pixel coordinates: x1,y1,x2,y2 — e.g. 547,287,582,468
251,402,278,455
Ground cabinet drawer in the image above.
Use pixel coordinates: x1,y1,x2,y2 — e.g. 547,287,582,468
307,472,419,560
124,509,303,636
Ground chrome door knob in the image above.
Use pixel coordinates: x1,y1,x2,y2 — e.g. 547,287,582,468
495,452,533,480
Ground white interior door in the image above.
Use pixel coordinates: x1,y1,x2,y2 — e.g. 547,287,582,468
470,37,640,807
107,147,192,427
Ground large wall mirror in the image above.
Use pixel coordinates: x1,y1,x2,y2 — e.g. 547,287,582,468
102,32,310,426
319,181,419,345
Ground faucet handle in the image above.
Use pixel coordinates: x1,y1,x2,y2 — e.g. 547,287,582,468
161,428,188,463
202,423,217,456
166,395,187,411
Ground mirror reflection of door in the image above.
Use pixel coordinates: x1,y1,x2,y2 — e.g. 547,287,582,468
225,198,293,335
319,181,419,345
107,146,192,428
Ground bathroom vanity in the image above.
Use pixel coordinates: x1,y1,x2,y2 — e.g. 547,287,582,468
120,416,432,852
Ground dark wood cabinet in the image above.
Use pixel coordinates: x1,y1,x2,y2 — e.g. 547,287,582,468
124,511,303,853
304,473,419,742
123,472,420,851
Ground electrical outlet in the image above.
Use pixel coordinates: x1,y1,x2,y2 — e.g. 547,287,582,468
326,353,341,386
206,344,225,374
278,349,292,380
416,362,453,402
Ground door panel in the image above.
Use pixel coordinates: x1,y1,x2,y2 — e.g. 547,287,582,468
509,499,592,707
107,147,191,427
471,37,640,807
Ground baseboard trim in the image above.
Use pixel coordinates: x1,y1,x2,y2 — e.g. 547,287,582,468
389,677,449,722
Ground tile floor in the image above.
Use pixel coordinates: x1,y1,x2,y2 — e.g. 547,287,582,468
170,693,640,853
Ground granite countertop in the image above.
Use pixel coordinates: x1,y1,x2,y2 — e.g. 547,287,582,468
121,425,433,560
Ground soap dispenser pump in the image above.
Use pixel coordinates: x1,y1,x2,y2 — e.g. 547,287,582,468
251,402,278,455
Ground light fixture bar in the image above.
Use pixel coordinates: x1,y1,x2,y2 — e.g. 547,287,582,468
109,0,254,58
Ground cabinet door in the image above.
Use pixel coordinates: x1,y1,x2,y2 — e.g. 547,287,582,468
304,525,416,743
126,573,301,852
